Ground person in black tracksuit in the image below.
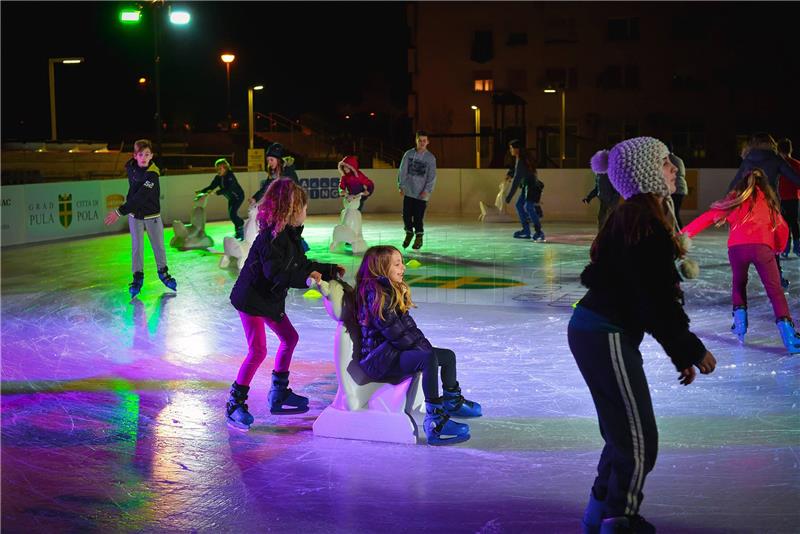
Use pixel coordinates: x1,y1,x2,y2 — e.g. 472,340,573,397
574,137,716,534
583,170,621,230
196,158,246,239
103,138,177,297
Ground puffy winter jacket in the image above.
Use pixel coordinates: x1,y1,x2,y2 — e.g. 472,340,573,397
230,225,337,320
682,188,789,254
339,155,375,196
358,281,432,380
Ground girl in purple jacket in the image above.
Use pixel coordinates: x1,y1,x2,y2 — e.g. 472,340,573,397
352,245,481,445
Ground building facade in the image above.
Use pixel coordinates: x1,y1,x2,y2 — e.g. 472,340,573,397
407,2,798,168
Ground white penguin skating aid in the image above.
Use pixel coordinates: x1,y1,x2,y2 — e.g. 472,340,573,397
170,195,214,250
330,193,368,254
308,278,426,444
219,206,258,270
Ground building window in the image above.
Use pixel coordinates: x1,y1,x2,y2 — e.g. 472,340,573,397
624,65,640,89
606,119,639,146
597,65,638,90
672,15,710,40
672,121,706,159
507,32,528,46
543,67,578,90
507,69,527,91
471,30,494,63
607,17,639,40
545,122,578,166
671,73,706,90
474,71,494,92
543,17,577,43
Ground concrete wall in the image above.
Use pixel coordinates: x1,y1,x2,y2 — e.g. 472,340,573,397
1,167,737,246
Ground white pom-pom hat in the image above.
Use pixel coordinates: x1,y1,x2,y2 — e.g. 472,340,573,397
590,137,670,200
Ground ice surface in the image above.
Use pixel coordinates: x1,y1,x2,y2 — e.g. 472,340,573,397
2,215,798,532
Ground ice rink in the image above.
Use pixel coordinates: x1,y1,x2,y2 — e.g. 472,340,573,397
2,214,798,533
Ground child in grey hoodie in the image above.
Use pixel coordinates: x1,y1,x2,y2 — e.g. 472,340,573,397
397,130,437,250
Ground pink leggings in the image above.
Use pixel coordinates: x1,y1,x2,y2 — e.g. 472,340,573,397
236,312,299,386
729,244,790,320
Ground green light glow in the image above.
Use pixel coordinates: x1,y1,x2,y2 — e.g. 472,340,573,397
120,9,141,23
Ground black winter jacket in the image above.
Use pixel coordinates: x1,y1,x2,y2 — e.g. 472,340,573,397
198,171,245,202
506,158,543,203
577,196,707,371
728,148,800,192
230,225,337,320
117,159,162,219
358,282,432,380
585,173,620,205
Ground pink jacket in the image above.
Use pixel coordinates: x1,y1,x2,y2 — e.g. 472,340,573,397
682,189,789,253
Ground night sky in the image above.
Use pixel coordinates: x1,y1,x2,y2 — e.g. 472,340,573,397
1,1,409,142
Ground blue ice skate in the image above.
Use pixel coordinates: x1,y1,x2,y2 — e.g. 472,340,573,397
424,401,470,446
731,307,747,343
226,382,255,431
442,382,482,418
157,267,177,291
129,271,144,298
268,371,309,414
777,318,800,354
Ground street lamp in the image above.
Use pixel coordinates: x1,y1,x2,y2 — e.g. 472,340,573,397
48,57,84,141
470,105,480,169
544,86,566,168
221,53,236,122
248,84,264,149
119,4,191,155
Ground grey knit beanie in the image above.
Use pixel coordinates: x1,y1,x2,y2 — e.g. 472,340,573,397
590,137,670,199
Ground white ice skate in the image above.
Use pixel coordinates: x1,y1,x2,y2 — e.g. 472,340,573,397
330,193,368,254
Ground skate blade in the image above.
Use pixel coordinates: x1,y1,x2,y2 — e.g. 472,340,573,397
269,405,310,415
226,419,251,431
428,433,471,446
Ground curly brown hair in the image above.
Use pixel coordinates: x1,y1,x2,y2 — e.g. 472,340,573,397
256,178,307,239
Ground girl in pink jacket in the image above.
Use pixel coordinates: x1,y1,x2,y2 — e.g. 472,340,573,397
682,168,799,353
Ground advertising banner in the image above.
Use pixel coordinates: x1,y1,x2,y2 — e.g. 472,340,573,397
24,182,105,242
1,185,27,246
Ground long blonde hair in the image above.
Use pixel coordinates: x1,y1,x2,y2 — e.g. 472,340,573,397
711,168,782,230
355,245,414,324
256,179,307,239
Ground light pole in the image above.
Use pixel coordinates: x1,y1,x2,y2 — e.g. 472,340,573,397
221,53,235,122
544,86,566,168
48,57,84,141
248,85,264,149
470,105,481,168
120,5,190,155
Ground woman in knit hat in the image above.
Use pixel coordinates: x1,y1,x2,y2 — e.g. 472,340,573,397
568,137,717,534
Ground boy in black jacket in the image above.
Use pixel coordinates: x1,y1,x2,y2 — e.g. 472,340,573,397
104,139,177,297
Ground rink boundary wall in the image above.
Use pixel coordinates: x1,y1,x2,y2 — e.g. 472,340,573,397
1,168,737,246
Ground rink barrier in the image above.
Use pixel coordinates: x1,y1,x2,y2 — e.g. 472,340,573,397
1,168,736,246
